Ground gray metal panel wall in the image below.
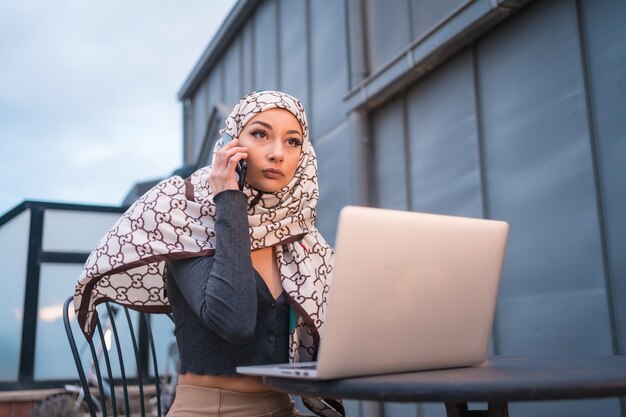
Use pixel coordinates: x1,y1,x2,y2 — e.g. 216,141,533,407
363,0,465,73
189,81,208,160
206,66,224,112
477,0,613,360
384,402,418,417
253,0,279,90
366,0,624,416
309,0,349,138
409,0,465,38
222,38,241,106
370,97,408,210
315,120,358,246
579,0,626,355
188,68,223,165
241,22,254,95
407,49,482,218
278,0,309,111
364,0,411,70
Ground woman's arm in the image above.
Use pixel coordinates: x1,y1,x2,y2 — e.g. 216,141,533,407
167,190,257,343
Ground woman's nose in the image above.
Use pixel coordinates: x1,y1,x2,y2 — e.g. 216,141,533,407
268,139,284,162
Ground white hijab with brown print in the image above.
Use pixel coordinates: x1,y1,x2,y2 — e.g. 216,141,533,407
74,91,343,417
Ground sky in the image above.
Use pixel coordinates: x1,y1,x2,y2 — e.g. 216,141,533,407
0,0,237,216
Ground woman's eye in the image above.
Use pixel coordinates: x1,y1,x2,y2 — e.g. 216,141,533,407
287,138,303,147
250,129,267,139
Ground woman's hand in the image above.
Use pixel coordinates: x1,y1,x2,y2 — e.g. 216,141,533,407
209,138,248,194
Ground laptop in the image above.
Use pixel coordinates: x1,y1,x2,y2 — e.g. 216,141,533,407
237,205,509,380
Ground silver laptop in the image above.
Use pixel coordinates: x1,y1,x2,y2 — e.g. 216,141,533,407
237,206,509,380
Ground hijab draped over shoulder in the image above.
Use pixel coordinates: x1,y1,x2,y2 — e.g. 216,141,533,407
74,91,333,365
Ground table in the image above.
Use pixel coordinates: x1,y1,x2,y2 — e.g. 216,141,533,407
263,356,626,417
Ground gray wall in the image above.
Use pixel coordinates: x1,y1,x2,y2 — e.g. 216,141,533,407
180,0,626,416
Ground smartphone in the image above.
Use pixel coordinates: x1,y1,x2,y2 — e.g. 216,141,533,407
221,133,247,191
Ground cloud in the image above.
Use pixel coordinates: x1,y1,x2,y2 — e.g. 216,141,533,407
0,0,236,214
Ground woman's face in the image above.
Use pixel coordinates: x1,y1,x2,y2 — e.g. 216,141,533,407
238,108,304,193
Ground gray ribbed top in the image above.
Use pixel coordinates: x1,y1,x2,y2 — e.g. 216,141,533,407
166,190,289,376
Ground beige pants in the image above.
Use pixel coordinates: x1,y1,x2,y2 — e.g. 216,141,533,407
166,385,297,417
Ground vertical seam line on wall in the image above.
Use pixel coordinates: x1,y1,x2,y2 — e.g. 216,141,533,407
219,60,225,103
574,0,621,358
407,0,415,41
344,0,353,89
402,91,412,211
210,67,216,108
251,13,256,88
275,0,281,90
200,90,206,157
305,0,313,139
471,43,490,221
183,99,191,163
471,41,500,356
239,32,244,98
366,107,379,206
360,0,371,80
356,110,372,206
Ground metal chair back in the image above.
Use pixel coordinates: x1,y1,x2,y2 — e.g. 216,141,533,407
63,295,174,417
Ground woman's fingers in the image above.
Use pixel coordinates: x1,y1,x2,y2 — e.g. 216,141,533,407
228,151,248,168
217,139,245,162
214,140,244,167
209,138,247,193
217,149,247,173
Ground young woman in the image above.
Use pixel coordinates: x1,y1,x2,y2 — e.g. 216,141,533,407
74,91,342,417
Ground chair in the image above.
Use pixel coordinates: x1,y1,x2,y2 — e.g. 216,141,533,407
63,295,177,417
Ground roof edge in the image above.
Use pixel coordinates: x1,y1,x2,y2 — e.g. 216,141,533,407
177,0,261,101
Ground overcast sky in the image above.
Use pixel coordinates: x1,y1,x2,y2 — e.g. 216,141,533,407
0,0,237,216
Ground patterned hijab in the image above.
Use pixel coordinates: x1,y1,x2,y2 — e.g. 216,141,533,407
74,91,334,367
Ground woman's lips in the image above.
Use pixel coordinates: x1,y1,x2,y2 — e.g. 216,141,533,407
262,168,284,179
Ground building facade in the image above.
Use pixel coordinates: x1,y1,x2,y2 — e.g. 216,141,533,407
177,0,626,416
